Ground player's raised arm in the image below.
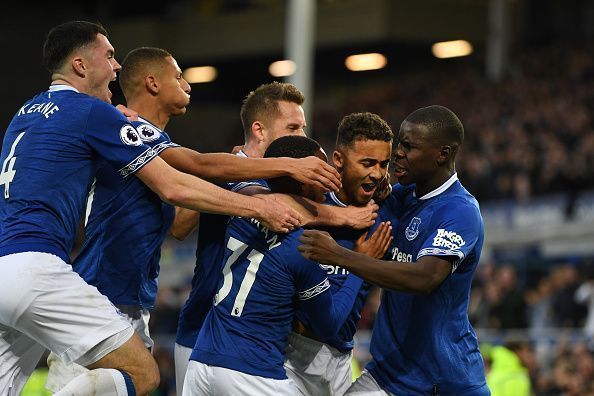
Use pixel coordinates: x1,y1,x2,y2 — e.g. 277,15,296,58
136,156,301,233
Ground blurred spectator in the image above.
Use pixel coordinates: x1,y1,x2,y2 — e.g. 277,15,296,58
575,262,594,340
489,265,528,329
483,342,533,396
550,264,587,327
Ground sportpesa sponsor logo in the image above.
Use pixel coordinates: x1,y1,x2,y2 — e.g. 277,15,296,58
432,229,465,249
390,247,413,262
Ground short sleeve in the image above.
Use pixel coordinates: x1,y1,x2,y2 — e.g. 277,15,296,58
285,232,330,300
228,179,270,193
84,102,159,178
417,201,482,272
132,121,180,153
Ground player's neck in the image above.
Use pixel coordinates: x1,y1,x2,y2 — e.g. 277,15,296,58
241,142,264,158
51,77,82,93
415,169,455,198
335,188,353,206
127,100,170,130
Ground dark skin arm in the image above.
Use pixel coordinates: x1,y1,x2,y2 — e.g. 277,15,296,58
297,230,452,295
160,147,341,192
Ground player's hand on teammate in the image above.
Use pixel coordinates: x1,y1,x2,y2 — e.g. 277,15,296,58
298,230,342,264
288,156,342,193
373,172,392,202
230,144,244,155
344,199,379,229
115,104,139,121
354,221,393,259
254,194,303,233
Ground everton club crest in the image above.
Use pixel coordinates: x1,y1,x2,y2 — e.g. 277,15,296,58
405,217,421,241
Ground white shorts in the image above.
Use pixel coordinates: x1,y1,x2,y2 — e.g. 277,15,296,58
0,252,134,396
45,304,152,392
175,342,193,395
183,360,297,396
284,332,353,396
345,370,393,395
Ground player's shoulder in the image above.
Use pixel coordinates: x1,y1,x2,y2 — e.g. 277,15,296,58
428,189,482,230
131,120,167,144
228,179,269,193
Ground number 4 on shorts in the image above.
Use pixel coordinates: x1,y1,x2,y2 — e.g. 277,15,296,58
0,131,26,199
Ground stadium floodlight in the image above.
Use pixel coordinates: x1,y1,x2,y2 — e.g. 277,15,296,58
269,60,297,77
183,66,218,83
432,40,473,59
345,53,387,72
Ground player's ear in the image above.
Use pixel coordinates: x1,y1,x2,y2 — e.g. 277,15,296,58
436,144,451,166
333,149,344,171
71,56,86,77
145,75,159,95
251,121,265,144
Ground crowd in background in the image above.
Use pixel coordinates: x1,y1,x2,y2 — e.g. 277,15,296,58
313,40,594,205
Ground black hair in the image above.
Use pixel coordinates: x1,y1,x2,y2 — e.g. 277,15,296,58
264,135,322,194
404,105,464,147
43,21,108,74
336,112,393,149
119,47,172,97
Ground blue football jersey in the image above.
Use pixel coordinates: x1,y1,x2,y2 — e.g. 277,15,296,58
0,85,158,263
367,174,489,395
190,217,363,379
295,191,399,352
72,117,179,308
176,151,268,348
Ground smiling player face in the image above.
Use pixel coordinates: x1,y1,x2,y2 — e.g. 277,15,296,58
333,138,392,206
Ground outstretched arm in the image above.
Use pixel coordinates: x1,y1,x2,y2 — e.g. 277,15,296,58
160,148,341,192
169,184,271,240
136,156,301,233
265,194,378,229
298,230,452,294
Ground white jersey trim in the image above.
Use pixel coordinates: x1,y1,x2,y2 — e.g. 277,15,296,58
49,84,79,93
327,192,347,207
118,147,159,178
417,247,464,273
299,278,330,300
153,141,180,155
418,173,458,200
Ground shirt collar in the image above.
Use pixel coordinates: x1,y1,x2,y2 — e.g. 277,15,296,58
417,172,458,200
328,191,348,207
49,84,78,93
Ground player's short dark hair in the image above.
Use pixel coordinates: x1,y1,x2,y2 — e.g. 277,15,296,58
43,21,108,74
404,105,464,147
240,82,305,137
336,112,393,149
264,135,322,195
119,47,172,98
